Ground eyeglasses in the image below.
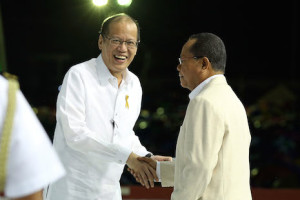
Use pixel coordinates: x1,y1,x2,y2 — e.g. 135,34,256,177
103,35,139,49
178,56,203,65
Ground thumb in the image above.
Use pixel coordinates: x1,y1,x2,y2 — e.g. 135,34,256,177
137,156,151,163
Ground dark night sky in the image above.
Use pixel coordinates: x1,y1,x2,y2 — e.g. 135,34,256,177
2,0,300,187
1,0,299,108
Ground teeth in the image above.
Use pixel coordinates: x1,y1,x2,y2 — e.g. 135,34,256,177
115,55,126,60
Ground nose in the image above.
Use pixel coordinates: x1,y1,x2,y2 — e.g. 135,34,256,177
118,42,127,51
177,64,181,71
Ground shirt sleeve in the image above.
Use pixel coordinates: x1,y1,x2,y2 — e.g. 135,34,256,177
56,69,133,164
171,99,224,200
160,160,175,187
157,161,161,180
5,91,65,198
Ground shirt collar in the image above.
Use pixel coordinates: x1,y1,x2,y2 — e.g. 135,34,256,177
189,74,224,100
96,54,132,86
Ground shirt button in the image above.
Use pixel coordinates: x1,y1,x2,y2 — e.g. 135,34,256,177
118,160,122,163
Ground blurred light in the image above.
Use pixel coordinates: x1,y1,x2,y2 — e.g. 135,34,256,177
273,178,280,187
156,107,164,116
161,114,167,120
253,120,261,129
117,0,132,6
93,0,108,6
139,121,148,129
32,107,38,114
251,168,259,176
141,109,150,118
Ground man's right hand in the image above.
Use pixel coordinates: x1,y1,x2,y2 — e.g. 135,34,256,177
127,156,159,185
126,152,158,189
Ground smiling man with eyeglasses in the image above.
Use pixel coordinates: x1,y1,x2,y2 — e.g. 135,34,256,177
44,13,171,200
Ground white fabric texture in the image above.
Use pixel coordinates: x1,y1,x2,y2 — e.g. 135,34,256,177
0,75,65,198
160,76,252,200
45,54,150,200
157,75,222,179
188,74,224,100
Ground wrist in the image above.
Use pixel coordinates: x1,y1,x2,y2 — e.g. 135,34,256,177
126,152,136,166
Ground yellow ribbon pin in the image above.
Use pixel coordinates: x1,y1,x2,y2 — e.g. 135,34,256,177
125,95,129,109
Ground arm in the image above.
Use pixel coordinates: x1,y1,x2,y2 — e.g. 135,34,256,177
172,99,224,199
160,160,175,187
58,69,157,187
57,69,131,164
138,157,175,187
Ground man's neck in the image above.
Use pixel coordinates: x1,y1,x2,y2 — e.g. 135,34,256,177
110,71,123,87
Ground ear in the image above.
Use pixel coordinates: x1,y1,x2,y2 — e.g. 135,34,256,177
98,35,104,51
201,57,210,70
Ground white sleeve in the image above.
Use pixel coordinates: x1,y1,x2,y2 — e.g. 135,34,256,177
5,91,65,198
156,161,161,180
56,69,132,164
160,160,175,187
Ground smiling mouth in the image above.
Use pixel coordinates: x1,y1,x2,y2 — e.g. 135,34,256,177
114,55,127,60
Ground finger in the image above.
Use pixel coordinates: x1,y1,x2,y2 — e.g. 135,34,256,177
137,174,145,187
138,157,152,163
148,164,159,182
136,168,147,188
143,165,155,188
133,173,140,182
144,158,157,169
139,168,150,189
152,155,172,161
162,156,172,161
135,175,141,184
137,156,146,161
150,155,164,161
127,168,134,176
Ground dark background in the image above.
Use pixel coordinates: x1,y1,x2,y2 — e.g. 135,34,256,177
1,0,299,188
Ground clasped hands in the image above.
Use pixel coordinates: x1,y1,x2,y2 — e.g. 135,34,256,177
126,152,172,189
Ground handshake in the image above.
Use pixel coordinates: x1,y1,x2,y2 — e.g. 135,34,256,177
126,152,172,189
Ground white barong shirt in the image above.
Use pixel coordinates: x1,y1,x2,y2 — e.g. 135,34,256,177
45,54,150,200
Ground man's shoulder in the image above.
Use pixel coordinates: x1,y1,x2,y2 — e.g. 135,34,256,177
0,75,8,88
127,70,139,82
71,58,96,69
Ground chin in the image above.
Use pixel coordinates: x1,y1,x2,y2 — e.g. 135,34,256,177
180,81,186,88
113,62,128,69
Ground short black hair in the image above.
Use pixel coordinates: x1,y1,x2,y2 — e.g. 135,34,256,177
99,13,140,42
189,33,226,72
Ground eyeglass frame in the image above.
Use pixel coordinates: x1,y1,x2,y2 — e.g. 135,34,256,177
178,56,206,65
102,34,140,49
